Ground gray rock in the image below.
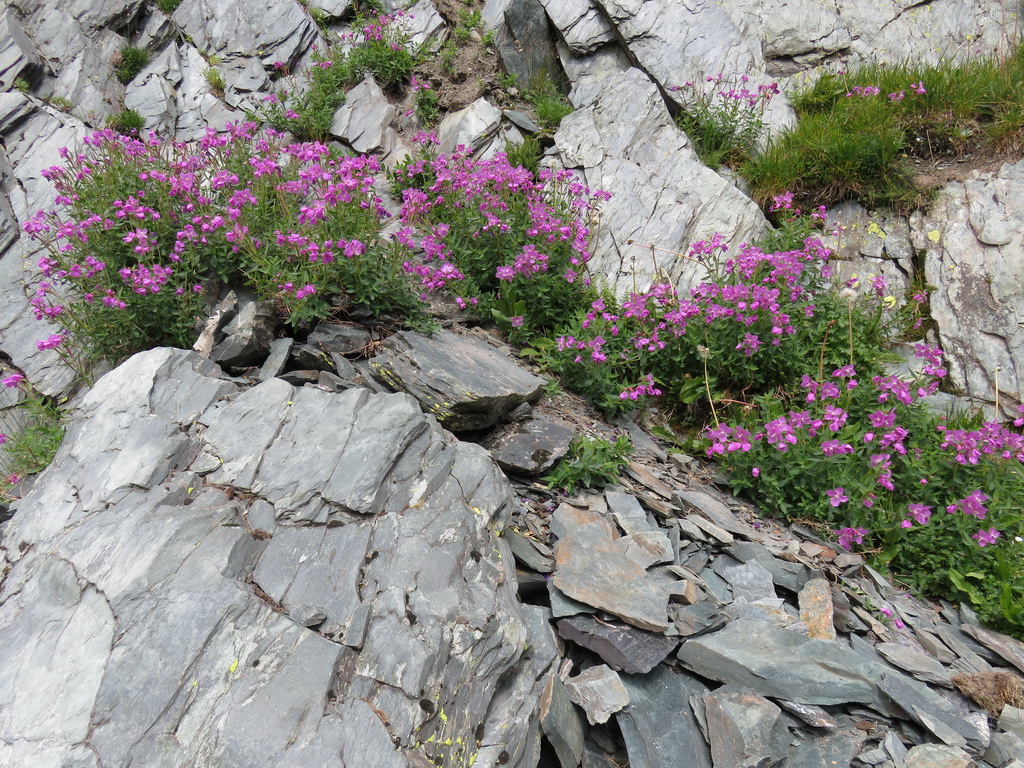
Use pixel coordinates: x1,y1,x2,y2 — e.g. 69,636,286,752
553,517,670,632
330,76,396,153
173,0,318,71
903,743,973,768
731,540,815,593
679,617,982,744
0,10,43,92
703,689,788,768
308,321,372,356
437,97,503,155
779,732,860,768
505,528,555,573
986,731,1024,766
539,0,615,54
485,417,574,475
605,489,654,535
876,643,953,688
540,673,585,768
617,665,713,768
210,299,280,368
564,664,630,725
556,615,678,674
961,622,1024,676
369,329,546,431
718,559,777,603
394,0,446,52
592,0,794,136
0,347,540,766
494,0,561,87
1000,705,1024,741
776,699,838,730
257,337,294,381
918,159,1024,416
554,67,768,298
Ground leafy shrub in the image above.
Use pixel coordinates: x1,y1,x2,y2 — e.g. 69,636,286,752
544,433,633,493
502,135,541,177
155,0,181,13
674,74,780,169
23,124,425,361
707,350,1024,634
115,45,151,84
412,77,440,124
540,224,916,418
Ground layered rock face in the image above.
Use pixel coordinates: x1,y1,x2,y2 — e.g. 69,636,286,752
1,0,1024,766
0,348,551,768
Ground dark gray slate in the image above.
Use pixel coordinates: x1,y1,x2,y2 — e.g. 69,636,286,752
557,615,678,674
553,518,670,632
369,330,546,431
718,559,777,603
505,528,555,573
617,665,713,768
564,664,629,725
731,540,815,593
210,299,279,367
678,618,963,725
496,0,562,88
779,733,861,768
540,673,585,768
876,643,953,687
703,689,788,768
307,322,373,357
961,622,1024,676
485,417,574,475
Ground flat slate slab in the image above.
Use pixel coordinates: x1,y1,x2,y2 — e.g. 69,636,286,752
554,518,670,632
369,330,546,431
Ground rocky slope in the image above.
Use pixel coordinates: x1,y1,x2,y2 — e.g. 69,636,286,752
2,0,1024,767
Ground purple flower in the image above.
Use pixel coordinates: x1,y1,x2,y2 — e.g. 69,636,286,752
35,333,64,351
2,373,24,388
835,526,868,549
973,528,1001,547
907,503,932,525
509,315,524,328
825,487,848,507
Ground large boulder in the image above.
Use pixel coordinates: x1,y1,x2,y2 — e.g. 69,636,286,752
0,347,552,767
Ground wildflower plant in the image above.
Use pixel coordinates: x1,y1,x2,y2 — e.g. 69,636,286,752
24,123,424,361
393,135,607,342
674,74,780,169
707,346,1024,634
262,12,418,141
542,222,906,418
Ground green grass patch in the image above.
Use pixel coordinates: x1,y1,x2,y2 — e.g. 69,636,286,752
115,45,150,84
742,47,1024,209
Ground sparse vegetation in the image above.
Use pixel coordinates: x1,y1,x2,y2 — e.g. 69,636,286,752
115,45,151,84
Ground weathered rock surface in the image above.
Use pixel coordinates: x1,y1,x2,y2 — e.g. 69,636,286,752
0,348,542,767
330,76,396,154
918,158,1024,416
369,329,546,431
554,67,768,297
